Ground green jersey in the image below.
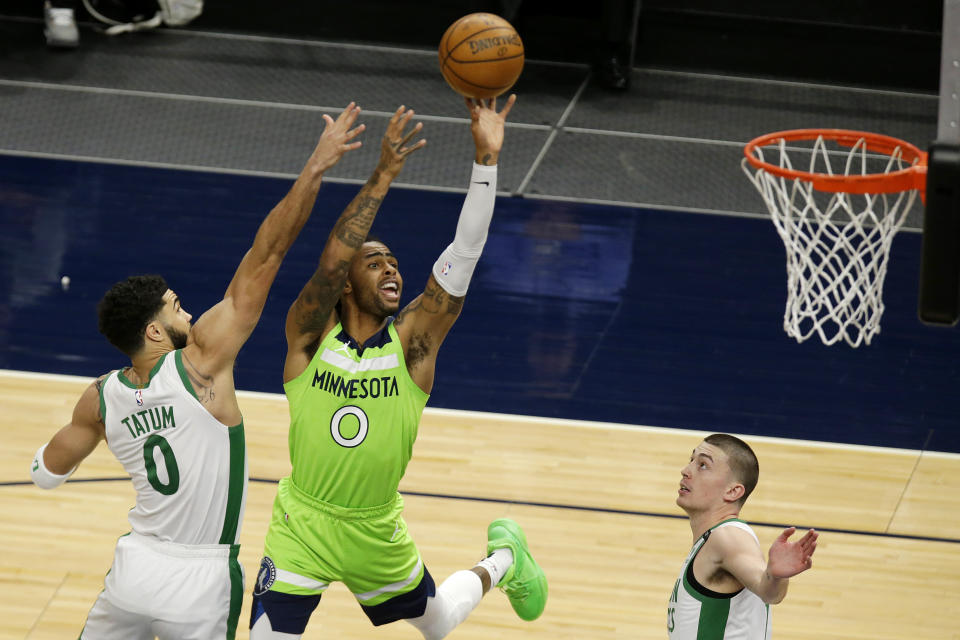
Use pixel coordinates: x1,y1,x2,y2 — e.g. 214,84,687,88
284,319,430,509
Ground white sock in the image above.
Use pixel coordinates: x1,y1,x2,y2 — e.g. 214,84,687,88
474,547,513,588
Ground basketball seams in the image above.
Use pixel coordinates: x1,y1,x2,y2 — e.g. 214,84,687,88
440,13,472,66
447,53,524,65
446,26,521,64
438,13,524,98
440,65,515,92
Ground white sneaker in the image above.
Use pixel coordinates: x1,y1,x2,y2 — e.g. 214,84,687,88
44,2,80,48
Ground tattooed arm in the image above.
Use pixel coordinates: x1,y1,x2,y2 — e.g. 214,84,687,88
179,104,363,423
32,375,107,484
283,106,426,383
393,276,465,393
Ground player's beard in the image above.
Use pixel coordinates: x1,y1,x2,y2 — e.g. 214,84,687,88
373,294,400,318
165,324,189,350
357,284,400,319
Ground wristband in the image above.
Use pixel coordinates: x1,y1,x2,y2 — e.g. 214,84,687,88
30,443,75,490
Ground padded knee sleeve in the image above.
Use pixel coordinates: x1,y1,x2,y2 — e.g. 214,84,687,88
406,570,483,640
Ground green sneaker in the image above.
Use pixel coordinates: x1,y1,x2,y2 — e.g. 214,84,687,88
486,518,548,621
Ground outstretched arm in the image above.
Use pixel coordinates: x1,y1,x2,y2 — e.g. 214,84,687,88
717,526,819,604
284,106,426,383
185,103,365,379
394,94,516,393
31,378,105,488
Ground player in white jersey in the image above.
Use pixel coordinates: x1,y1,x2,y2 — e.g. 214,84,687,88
668,434,819,640
28,103,366,639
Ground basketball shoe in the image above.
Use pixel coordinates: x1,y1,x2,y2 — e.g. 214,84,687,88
486,518,548,621
44,2,79,48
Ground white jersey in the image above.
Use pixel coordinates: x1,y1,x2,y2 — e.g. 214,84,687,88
668,519,771,640
99,350,247,545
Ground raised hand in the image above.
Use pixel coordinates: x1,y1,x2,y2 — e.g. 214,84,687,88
465,94,516,166
377,105,427,178
308,102,365,174
767,527,819,579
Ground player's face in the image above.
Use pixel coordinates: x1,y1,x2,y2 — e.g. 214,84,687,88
349,242,403,316
158,289,192,349
677,442,738,512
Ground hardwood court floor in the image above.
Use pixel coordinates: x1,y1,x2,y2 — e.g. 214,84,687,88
2,371,959,639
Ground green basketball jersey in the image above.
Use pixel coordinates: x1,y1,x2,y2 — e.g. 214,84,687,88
284,319,430,509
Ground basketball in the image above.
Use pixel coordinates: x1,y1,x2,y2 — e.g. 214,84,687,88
438,13,524,99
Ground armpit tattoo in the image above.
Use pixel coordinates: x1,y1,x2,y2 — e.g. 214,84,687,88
181,352,216,404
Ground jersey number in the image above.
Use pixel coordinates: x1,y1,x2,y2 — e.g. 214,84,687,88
330,405,369,448
143,434,180,495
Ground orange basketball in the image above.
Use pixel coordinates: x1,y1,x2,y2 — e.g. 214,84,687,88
438,13,524,99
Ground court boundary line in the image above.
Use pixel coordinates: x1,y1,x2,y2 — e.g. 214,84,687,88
2,476,957,545
2,368,955,457
515,73,591,195
885,428,934,534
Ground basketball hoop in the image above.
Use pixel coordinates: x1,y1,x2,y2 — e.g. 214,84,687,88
742,129,928,347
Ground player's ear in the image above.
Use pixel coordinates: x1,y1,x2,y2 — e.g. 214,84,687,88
142,319,165,348
725,483,746,504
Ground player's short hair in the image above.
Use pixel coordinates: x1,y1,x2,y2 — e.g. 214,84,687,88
97,275,169,357
705,433,759,506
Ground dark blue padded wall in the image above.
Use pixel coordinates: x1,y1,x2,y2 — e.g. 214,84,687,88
1,154,958,452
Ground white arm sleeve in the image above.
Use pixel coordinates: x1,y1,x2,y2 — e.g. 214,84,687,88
31,443,75,490
431,163,497,296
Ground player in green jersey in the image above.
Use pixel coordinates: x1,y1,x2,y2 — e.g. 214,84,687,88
249,97,548,639
668,434,819,639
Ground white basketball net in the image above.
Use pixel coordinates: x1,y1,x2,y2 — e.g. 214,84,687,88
742,135,919,348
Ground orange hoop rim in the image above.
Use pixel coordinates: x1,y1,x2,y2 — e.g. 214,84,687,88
743,128,928,195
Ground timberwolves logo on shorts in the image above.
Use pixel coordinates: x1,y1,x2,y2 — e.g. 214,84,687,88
254,557,277,596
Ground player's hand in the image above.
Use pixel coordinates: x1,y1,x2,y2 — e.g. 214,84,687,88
466,94,516,165
308,102,365,174
377,106,427,178
767,527,818,579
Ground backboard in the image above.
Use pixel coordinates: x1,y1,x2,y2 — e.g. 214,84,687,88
918,0,960,325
